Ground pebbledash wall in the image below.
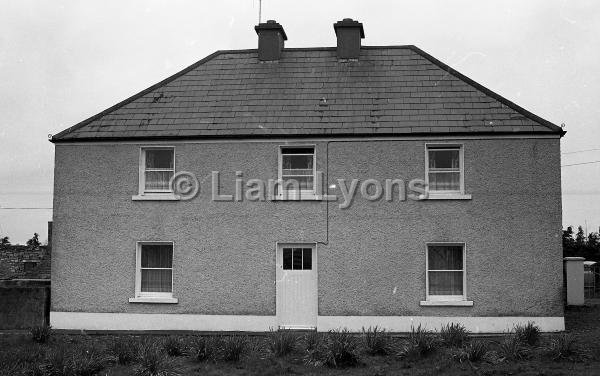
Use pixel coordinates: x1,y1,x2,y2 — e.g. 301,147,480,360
50,135,564,332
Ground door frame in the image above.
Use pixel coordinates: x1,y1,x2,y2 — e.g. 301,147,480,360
275,242,318,330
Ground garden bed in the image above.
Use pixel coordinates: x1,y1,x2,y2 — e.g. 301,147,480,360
1,306,599,376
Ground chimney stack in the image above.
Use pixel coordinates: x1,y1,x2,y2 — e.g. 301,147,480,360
333,18,364,60
255,20,287,61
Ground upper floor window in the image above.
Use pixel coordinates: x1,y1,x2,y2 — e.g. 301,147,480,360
141,147,174,193
278,146,315,198
425,145,464,195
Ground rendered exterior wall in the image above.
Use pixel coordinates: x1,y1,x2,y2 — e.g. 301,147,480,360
51,137,563,321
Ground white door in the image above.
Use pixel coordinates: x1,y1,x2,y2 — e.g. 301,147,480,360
276,244,317,329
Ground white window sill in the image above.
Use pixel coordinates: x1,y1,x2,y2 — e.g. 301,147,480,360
132,193,180,201
425,193,472,200
420,300,473,306
129,297,178,304
273,193,322,201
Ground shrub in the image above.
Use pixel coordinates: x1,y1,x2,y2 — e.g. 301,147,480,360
325,329,360,367
398,325,438,360
162,336,186,357
70,348,110,376
246,336,267,357
134,340,180,376
0,346,41,376
107,336,138,365
267,329,297,357
514,321,541,346
362,326,392,356
465,341,489,362
451,341,489,363
0,344,45,367
0,362,24,376
496,335,529,361
41,345,109,376
303,342,329,367
220,335,249,362
189,336,218,362
440,323,470,347
30,324,53,344
42,345,70,375
303,329,360,368
302,331,323,352
545,334,584,361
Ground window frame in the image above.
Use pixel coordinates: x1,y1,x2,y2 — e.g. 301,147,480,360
424,144,466,197
138,146,176,195
277,145,317,199
425,242,467,302
134,241,175,300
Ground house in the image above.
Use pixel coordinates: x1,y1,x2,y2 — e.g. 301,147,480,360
49,19,565,332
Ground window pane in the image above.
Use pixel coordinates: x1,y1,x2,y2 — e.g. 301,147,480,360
145,171,174,191
428,245,463,270
429,149,459,169
428,172,460,191
146,149,173,169
429,271,463,295
141,244,173,268
282,177,313,190
282,154,313,170
141,269,172,292
302,248,312,270
283,248,292,270
292,248,303,270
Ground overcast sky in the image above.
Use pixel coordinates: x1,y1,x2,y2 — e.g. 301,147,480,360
0,0,598,243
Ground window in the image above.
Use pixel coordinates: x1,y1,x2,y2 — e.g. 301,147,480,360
426,244,466,301
135,242,174,299
278,147,315,198
141,148,174,193
425,145,463,194
282,247,312,270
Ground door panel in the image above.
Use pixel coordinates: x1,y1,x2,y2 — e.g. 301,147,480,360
276,245,317,329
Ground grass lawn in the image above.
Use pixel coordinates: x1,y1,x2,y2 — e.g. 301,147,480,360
1,306,599,376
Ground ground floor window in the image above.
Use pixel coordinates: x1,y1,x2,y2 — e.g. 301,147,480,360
426,243,465,301
136,242,173,298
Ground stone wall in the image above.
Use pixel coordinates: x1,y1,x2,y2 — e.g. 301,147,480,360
0,245,49,280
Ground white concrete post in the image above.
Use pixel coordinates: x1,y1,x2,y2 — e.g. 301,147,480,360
564,257,585,306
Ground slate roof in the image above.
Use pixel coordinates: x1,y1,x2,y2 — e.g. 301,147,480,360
51,45,563,142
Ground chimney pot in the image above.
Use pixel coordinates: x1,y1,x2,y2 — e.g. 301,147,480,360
333,18,365,59
255,20,287,61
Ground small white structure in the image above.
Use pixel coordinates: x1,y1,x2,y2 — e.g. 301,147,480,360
564,257,585,305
